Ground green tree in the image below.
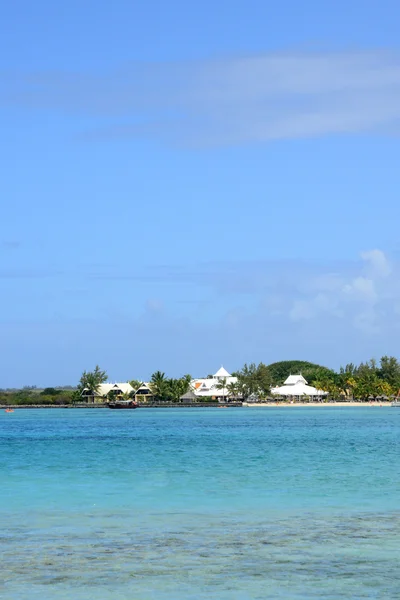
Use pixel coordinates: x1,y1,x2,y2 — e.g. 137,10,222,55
334,365,360,398
235,362,272,399
78,365,108,395
341,363,357,376
166,376,191,402
71,389,82,405
266,360,333,386
107,389,120,402
180,374,192,398
150,371,168,401
215,377,228,402
313,377,340,399
236,363,260,399
353,371,393,400
40,387,61,396
356,359,378,378
227,381,240,399
378,356,400,389
256,363,272,397
129,379,142,391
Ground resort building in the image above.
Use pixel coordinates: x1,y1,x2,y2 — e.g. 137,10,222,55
80,369,241,404
271,375,327,398
191,366,240,400
81,382,135,403
134,383,154,403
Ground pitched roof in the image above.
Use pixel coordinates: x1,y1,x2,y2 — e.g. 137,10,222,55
284,374,308,385
98,382,134,396
81,383,134,397
115,382,134,394
271,382,327,396
191,376,238,395
180,390,197,400
135,383,152,392
214,366,231,378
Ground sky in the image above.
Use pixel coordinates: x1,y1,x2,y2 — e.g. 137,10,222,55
1,0,400,387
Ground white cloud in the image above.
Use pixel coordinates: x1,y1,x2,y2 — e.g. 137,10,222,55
343,277,377,303
4,50,400,145
289,291,343,322
289,299,315,321
287,249,398,334
86,250,397,337
145,298,164,314
186,52,400,144
353,308,380,335
361,249,391,278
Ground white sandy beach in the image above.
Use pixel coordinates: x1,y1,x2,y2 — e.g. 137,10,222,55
243,402,392,407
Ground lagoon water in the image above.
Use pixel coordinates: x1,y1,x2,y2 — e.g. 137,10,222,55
1,407,400,599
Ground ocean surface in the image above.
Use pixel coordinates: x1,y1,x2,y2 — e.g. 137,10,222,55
1,407,400,599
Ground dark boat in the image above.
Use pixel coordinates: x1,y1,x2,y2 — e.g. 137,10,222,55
107,400,139,409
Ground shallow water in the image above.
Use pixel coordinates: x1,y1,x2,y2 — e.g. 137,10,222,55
1,408,400,598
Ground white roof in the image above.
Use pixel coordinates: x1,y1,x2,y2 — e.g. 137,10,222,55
116,382,134,394
191,376,238,396
135,382,152,391
193,385,229,397
214,366,231,378
98,382,134,396
271,382,327,396
284,374,308,385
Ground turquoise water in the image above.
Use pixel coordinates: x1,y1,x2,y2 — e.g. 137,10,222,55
1,407,400,599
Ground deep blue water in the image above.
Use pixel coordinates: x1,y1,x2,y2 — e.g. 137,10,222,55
1,407,400,599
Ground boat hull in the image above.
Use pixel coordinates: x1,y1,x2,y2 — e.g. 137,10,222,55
107,402,138,410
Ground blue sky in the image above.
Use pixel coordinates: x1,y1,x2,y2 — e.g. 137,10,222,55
1,0,400,387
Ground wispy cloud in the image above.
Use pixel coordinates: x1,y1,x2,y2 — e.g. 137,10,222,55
2,249,400,382
0,268,63,279
287,249,398,335
83,249,400,336
3,50,400,145
0,241,21,250
2,249,399,339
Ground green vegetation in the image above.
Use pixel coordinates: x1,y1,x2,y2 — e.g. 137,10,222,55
234,363,272,400
266,361,334,386
2,356,400,406
309,357,400,400
78,365,108,395
149,371,191,402
128,379,142,390
231,357,400,401
0,388,76,406
264,357,400,400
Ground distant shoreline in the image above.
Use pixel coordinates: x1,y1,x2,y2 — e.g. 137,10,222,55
0,401,394,409
244,402,393,407
0,404,107,409
0,402,241,409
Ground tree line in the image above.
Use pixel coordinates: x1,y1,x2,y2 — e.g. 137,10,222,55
1,356,400,405
233,356,400,401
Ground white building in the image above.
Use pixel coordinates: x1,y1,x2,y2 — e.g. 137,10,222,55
271,374,327,398
134,382,154,402
81,382,135,403
191,366,239,399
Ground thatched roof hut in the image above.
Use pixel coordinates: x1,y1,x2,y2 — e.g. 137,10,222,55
180,390,197,403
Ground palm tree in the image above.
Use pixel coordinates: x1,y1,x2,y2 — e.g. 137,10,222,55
79,365,108,402
215,377,228,402
129,379,142,391
182,374,192,387
150,371,168,402
227,381,240,400
178,375,192,400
